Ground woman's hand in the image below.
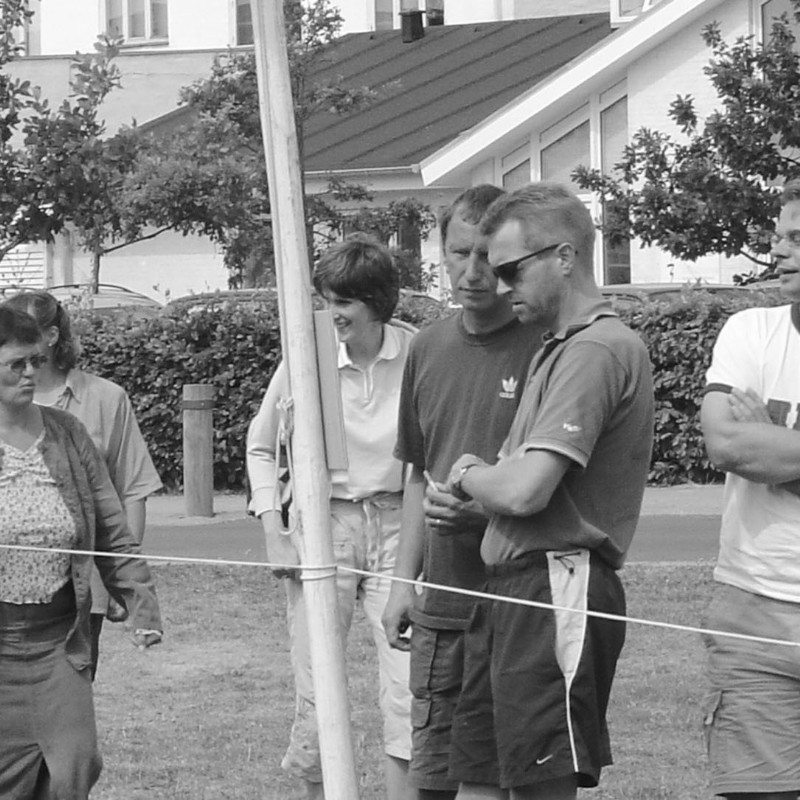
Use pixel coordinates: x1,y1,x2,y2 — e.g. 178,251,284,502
262,510,301,580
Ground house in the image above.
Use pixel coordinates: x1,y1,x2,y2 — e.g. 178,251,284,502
420,0,800,285
3,0,790,297
2,0,614,298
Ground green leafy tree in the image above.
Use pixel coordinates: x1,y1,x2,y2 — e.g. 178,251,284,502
0,1,159,289
23,40,152,291
123,0,434,287
0,2,125,265
575,1,800,278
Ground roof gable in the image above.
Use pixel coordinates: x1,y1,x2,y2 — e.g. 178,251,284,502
303,15,614,174
420,0,725,185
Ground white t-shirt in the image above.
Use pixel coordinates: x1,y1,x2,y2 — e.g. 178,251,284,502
706,304,800,602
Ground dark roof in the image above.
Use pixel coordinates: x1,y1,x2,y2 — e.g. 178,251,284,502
304,15,614,173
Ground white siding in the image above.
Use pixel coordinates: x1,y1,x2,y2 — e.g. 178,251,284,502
0,245,46,289
627,0,754,283
33,0,609,55
70,230,227,302
39,0,100,54
37,0,232,55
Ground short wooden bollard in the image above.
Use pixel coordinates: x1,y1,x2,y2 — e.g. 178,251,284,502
182,384,215,517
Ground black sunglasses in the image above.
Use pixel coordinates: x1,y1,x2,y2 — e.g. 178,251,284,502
0,353,48,377
491,243,562,285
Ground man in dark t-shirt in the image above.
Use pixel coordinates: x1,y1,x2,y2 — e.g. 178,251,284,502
445,183,653,800
382,185,542,799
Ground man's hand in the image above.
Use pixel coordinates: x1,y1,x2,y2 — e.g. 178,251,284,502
382,582,415,651
262,510,301,580
424,479,487,533
728,387,772,424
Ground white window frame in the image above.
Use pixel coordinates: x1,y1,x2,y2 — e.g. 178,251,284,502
610,0,659,27
755,0,800,42
230,0,253,46
500,140,532,190
105,0,168,45
12,0,41,56
374,0,404,31
495,81,628,283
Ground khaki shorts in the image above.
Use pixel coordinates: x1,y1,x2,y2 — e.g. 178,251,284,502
703,583,800,796
282,493,411,782
408,624,468,792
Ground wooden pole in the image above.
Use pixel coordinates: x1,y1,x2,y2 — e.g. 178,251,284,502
249,3,360,798
182,384,215,517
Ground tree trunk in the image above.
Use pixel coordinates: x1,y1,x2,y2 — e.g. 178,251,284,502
90,249,101,293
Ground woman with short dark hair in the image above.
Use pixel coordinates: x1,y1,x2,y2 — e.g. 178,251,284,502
248,234,416,800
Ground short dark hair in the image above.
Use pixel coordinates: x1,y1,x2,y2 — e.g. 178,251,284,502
480,182,596,259
2,290,78,370
782,179,800,205
0,305,42,349
440,184,505,245
313,233,400,324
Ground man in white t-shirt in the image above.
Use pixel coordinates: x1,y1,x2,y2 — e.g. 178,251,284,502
701,179,800,800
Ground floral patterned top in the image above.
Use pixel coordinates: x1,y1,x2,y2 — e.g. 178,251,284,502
0,431,78,604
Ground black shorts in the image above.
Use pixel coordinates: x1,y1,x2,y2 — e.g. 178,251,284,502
448,549,626,790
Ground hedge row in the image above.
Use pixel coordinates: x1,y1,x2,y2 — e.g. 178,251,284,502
74,288,784,490
75,291,447,490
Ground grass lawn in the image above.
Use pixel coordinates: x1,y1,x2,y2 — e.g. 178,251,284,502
90,561,716,799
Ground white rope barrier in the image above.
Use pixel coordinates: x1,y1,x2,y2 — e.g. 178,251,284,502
1,541,798,649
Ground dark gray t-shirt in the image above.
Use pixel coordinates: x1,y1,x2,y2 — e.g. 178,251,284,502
395,311,541,627
481,310,654,569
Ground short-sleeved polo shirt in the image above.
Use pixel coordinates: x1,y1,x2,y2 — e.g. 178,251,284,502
480,306,654,569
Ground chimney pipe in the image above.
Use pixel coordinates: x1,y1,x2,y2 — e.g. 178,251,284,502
400,9,424,42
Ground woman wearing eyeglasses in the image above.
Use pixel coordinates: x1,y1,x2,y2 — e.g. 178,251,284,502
3,290,162,678
0,305,162,799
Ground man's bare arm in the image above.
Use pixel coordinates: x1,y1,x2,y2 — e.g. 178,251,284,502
701,390,800,485
382,466,426,651
449,449,571,517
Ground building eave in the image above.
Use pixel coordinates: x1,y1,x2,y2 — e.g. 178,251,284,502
305,164,419,178
420,0,725,187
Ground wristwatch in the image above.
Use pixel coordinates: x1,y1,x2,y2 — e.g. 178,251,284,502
451,460,481,500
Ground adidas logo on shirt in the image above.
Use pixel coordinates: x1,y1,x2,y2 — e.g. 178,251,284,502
499,377,518,399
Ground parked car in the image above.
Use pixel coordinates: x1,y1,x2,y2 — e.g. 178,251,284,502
162,288,277,315
48,283,163,319
599,281,779,309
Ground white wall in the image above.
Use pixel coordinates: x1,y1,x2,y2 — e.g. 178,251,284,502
338,0,379,33
35,0,610,54
69,230,228,303
627,0,754,284
39,0,100,54
38,0,234,55
168,1,232,49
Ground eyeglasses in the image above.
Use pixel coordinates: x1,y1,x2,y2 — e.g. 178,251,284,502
770,231,800,248
491,243,562,285
0,353,48,376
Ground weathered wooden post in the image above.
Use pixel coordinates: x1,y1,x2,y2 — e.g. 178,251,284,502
182,383,215,517
250,1,360,797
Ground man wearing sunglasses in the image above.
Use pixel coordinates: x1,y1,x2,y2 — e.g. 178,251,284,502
383,184,543,799
444,183,654,800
